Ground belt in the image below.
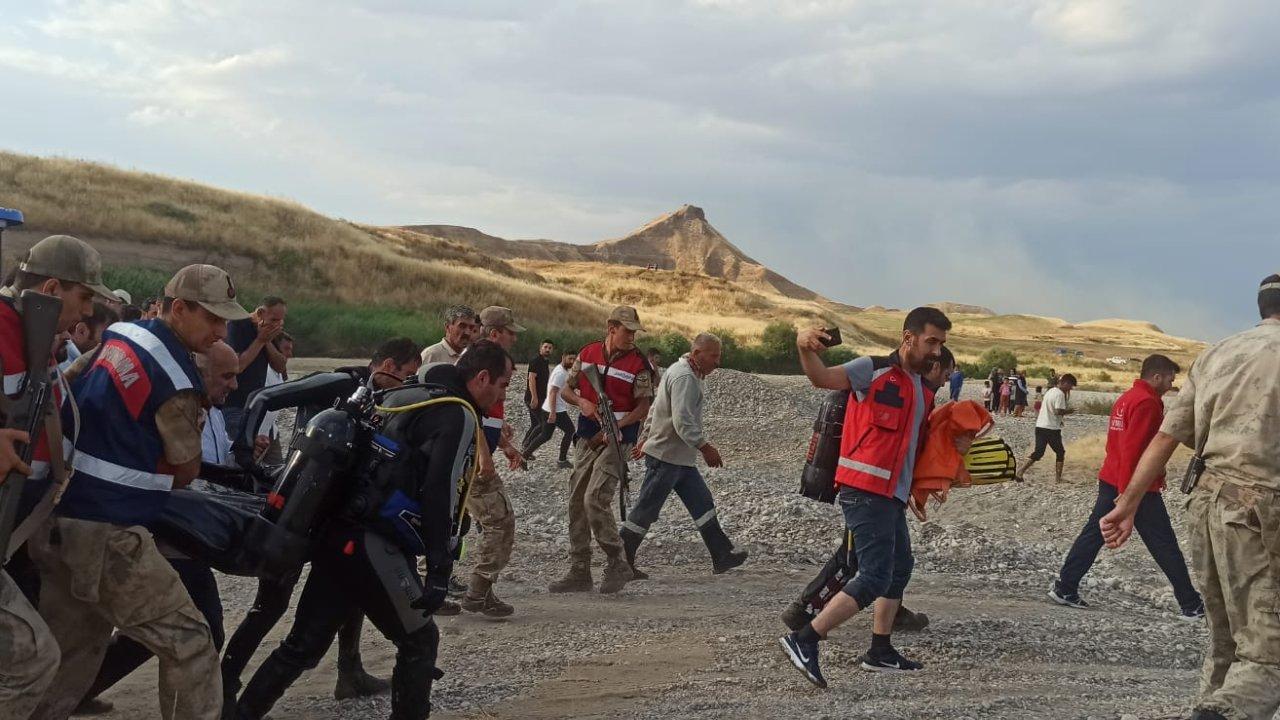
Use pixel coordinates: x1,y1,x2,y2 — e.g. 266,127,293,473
1198,470,1278,507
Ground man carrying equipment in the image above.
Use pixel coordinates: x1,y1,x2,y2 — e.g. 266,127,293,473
778,307,950,688
1049,354,1202,617
74,340,245,716
221,337,421,710
29,263,248,720
235,341,511,720
1101,275,1280,720
0,234,114,720
781,347,957,636
623,333,747,578
549,306,654,595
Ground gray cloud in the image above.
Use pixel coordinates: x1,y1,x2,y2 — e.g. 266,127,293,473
2,0,1277,339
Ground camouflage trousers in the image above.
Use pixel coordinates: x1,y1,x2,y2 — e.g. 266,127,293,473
464,469,516,586
0,570,59,720
1187,474,1280,720
27,518,222,720
566,439,629,564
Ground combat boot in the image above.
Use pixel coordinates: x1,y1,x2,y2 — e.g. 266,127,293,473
461,576,515,617
598,557,634,594
334,655,391,700
620,526,649,581
548,562,594,593
700,518,748,574
1054,460,1065,483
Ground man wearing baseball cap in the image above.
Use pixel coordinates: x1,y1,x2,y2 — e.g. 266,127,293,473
0,234,116,718
28,264,247,719
549,306,655,595
451,306,526,618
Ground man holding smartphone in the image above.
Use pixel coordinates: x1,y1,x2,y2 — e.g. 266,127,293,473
778,307,950,688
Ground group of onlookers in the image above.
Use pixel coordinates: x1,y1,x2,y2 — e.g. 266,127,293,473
983,367,1033,416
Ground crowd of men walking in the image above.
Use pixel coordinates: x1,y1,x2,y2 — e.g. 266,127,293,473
0,231,1277,720
0,234,749,720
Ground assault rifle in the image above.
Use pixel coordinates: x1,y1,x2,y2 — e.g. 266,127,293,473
581,365,631,521
0,290,64,559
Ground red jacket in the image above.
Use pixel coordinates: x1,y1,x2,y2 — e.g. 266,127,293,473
834,353,934,499
1099,379,1165,493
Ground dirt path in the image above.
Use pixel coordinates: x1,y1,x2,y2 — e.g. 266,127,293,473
90,561,1200,720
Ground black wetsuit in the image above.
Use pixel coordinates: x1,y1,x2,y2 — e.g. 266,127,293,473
221,366,374,707
236,365,478,720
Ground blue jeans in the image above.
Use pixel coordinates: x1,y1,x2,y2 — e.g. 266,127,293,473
624,456,717,536
838,487,913,609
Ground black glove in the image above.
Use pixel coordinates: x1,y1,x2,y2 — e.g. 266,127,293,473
413,568,452,616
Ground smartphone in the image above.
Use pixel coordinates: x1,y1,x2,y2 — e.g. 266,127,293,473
820,327,843,347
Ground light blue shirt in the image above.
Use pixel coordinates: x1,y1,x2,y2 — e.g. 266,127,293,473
842,356,926,503
202,406,231,465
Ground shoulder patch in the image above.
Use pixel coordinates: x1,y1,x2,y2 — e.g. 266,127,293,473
95,339,152,419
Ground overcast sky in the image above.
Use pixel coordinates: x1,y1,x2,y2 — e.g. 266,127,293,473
3,0,1277,340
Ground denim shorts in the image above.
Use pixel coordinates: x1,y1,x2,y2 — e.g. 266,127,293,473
838,486,914,608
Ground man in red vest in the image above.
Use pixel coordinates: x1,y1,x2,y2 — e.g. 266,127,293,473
1049,354,1202,617
549,306,654,595
778,307,950,688
0,234,115,719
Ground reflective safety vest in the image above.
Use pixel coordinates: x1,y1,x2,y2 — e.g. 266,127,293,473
834,354,934,499
0,297,71,481
56,320,204,526
574,340,650,444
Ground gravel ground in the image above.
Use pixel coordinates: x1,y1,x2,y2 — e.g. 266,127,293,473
93,365,1212,720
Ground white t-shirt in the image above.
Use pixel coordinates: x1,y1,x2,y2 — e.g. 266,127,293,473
1036,387,1069,431
543,364,571,414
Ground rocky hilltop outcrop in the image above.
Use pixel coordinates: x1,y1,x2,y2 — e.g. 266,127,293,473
404,204,820,301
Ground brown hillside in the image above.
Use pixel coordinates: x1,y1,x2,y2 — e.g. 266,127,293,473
403,205,821,301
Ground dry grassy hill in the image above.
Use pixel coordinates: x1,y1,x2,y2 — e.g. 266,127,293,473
0,150,1204,374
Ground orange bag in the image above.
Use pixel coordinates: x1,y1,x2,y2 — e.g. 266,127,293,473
909,400,993,520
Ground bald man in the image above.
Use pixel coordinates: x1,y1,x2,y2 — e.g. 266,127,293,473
199,341,241,465
623,333,747,578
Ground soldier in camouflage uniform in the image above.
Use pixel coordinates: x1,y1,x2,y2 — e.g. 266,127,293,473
1102,273,1280,720
457,307,526,617
1,235,119,720
29,265,248,720
549,307,654,595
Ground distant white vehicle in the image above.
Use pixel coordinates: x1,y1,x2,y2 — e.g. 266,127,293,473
1107,356,1129,366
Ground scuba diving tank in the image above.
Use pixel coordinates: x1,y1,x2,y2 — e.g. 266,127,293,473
799,390,849,504
243,392,368,581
